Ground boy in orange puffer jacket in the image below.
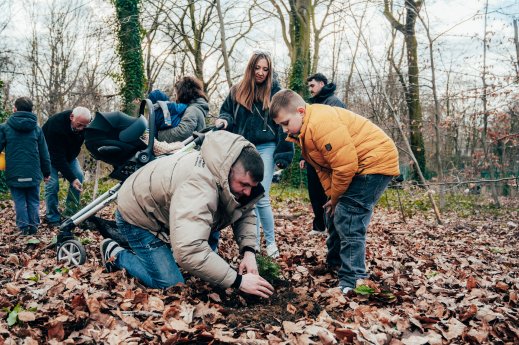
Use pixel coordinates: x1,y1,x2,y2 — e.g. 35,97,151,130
270,89,400,294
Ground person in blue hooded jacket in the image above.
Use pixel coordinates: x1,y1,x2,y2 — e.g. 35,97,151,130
0,97,51,235
147,89,188,136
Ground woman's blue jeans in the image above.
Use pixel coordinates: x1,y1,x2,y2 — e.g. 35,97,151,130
113,211,184,289
326,174,392,288
255,142,276,248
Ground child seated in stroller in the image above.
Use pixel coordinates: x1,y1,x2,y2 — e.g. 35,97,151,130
147,89,188,136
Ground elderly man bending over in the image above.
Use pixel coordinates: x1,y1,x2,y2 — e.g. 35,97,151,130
42,107,91,226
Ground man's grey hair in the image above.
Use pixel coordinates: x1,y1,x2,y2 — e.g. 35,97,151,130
72,106,91,121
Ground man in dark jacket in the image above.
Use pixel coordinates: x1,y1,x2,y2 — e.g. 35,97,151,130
0,97,51,235
307,73,346,107
303,73,347,236
42,106,91,226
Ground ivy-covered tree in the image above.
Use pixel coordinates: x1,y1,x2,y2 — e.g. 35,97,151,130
114,0,145,114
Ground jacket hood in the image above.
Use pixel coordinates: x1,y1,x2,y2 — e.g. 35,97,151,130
309,82,337,103
190,97,209,117
148,90,170,103
7,111,38,132
200,131,262,209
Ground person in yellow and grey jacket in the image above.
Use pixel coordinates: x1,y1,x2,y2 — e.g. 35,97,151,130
270,89,399,294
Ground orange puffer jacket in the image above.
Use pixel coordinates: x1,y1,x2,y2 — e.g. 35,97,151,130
287,104,400,206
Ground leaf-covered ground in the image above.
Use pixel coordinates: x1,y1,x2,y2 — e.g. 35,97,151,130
0,196,517,344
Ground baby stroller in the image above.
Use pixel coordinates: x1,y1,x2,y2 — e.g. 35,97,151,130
56,99,218,266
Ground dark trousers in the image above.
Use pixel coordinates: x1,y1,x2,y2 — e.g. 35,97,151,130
326,174,392,288
306,163,327,231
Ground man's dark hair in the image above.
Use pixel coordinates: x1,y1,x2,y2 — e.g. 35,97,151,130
306,73,328,85
175,76,208,104
14,97,33,112
234,146,264,182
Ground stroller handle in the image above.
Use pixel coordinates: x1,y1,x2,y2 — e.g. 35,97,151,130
181,122,225,146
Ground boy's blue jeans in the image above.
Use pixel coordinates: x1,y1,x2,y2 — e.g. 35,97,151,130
326,174,392,288
10,185,40,231
44,159,83,222
113,211,185,289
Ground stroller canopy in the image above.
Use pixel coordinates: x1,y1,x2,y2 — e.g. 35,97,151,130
85,111,147,166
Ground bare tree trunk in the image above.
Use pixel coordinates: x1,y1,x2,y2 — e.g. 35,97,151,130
384,0,427,181
481,0,501,207
514,18,519,81
215,0,232,87
418,11,445,209
356,16,443,225
344,1,368,107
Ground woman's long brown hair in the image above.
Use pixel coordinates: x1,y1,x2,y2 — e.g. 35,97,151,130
234,51,273,111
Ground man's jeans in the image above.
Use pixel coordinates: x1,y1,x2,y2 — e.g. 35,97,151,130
44,159,83,222
255,142,276,248
114,211,184,289
326,174,392,288
10,185,40,231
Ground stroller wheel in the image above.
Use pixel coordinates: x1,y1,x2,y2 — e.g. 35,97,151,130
57,240,86,266
137,151,150,164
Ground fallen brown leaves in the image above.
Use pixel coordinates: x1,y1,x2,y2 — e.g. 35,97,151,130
0,197,517,344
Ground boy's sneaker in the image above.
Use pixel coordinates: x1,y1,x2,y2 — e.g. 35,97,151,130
339,285,353,295
100,238,124,272
309,229,326,236
266,243,279,259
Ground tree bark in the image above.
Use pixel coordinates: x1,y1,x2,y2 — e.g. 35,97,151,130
481,0,501,207
384,0,427,181
215,0,232,87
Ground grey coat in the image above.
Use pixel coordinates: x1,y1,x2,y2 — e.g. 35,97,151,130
157,97,208,143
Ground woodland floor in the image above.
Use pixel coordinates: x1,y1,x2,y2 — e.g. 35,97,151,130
0,195,517,344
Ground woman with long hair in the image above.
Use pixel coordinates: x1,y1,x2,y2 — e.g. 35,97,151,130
158,76,208,143
215,51,294,258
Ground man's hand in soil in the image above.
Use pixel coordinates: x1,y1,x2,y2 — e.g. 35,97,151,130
239,251,258,275
239,273,274,298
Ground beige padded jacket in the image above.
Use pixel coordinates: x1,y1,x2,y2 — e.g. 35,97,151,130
117,131,262,288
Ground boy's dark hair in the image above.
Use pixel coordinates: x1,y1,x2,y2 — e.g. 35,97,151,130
234,146,264,182
14,97,33,112
270,89,306,119
306,73,328,85
175,76,208,104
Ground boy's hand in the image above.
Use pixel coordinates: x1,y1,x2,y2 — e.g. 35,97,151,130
299,160,306,169
215,119,228,129
44,176,50,183
239,273,274,298
239,251,258,275
324,200,335,216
